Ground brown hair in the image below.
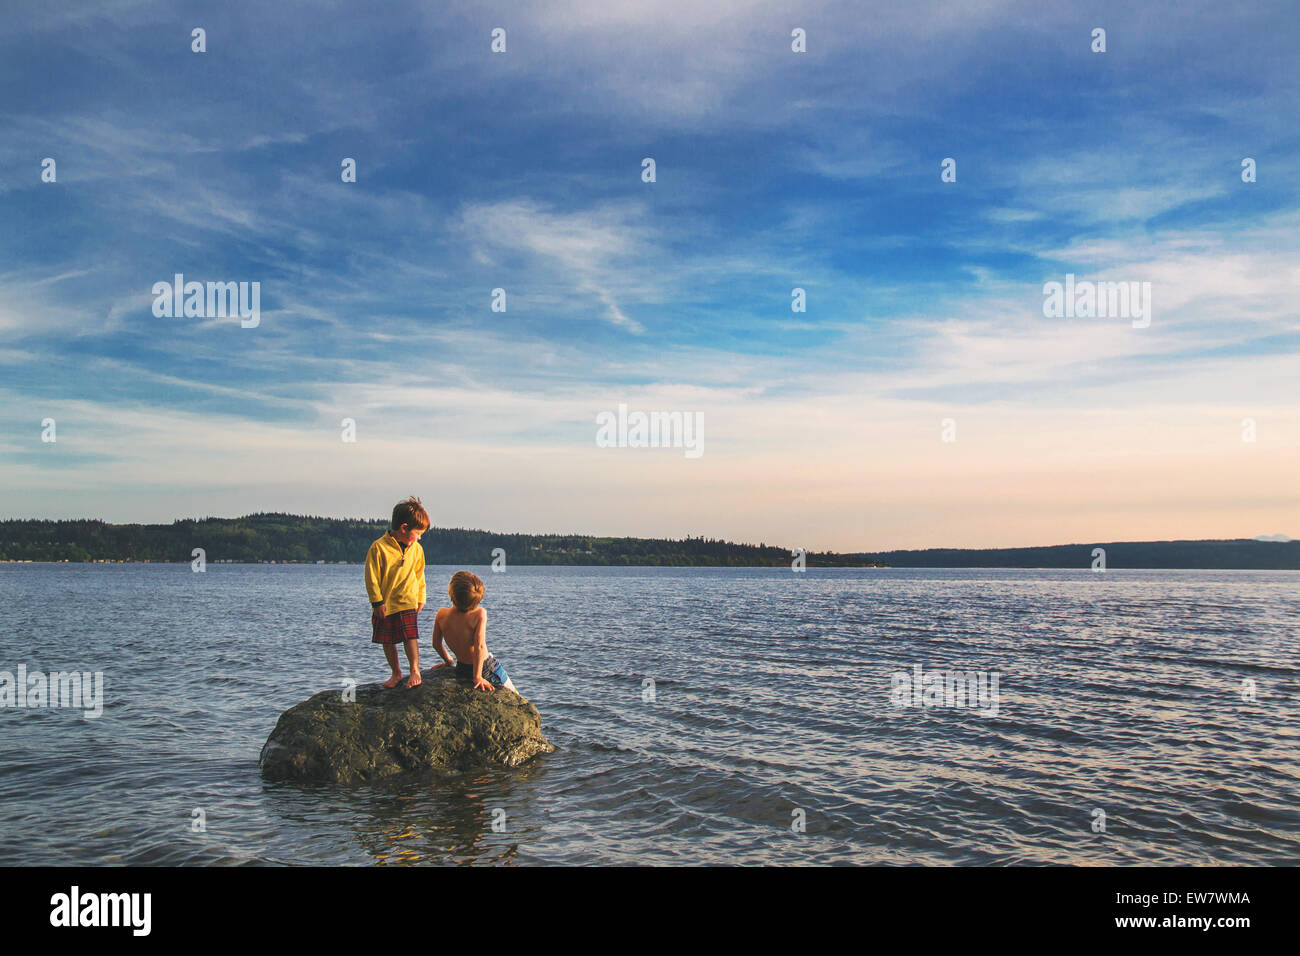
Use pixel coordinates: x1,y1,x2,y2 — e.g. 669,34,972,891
448,570,485,611
391,496,430,531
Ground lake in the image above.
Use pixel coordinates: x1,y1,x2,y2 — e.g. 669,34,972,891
0,564,1296,865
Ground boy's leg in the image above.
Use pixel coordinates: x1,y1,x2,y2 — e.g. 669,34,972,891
403,638,421,687
488,657,517,694
381,643,403,688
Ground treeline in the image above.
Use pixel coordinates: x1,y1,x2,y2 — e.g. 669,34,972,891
3,517,1294,568
0,514,879,567
857,539,1300,570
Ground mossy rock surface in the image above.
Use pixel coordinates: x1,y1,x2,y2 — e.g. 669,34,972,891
259,668,554,784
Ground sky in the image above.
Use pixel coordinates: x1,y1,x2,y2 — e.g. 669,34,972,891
0,0,1297,551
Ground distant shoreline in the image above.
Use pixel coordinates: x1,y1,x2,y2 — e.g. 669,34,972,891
1,515,1296,569
6,561,1300,571
7,561,1300,574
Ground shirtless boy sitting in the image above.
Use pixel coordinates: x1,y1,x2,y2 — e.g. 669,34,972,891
430,570,517,693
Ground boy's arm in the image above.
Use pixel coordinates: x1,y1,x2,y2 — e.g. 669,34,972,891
470,610,493,692
364,544,386,614
416,546,426,612
430,612,454,667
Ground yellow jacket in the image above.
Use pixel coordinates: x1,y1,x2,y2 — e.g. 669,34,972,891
364,533,427,614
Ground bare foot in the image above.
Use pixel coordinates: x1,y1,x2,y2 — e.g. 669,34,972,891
383,672,403,689
405,671,422,689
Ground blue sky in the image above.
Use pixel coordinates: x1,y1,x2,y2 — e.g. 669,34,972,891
1,0,1297,550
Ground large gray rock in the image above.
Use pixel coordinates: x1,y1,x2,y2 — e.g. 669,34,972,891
259,667,554,784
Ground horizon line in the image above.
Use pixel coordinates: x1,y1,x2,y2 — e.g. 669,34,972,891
0,513,1293,555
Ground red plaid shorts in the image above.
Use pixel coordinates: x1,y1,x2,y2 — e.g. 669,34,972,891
372,608,419,645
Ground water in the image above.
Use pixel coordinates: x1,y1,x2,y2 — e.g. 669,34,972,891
0,564,1296,865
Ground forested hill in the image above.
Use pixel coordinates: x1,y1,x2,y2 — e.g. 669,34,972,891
860,539,1299,570
0,516,1295,568
0,514,876,566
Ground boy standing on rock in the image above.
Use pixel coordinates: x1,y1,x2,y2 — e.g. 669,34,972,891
365,497,429,689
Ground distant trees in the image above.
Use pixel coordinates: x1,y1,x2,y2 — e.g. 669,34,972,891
2,517,1295,567
0,514,879,567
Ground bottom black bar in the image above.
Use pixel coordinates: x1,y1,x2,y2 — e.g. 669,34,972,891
7,866,1281,942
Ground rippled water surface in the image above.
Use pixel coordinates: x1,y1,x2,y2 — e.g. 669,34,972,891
1,564,1297,865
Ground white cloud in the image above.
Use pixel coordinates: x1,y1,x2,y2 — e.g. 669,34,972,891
457,198,655,331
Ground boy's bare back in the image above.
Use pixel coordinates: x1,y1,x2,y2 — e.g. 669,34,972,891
433,606,486,663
